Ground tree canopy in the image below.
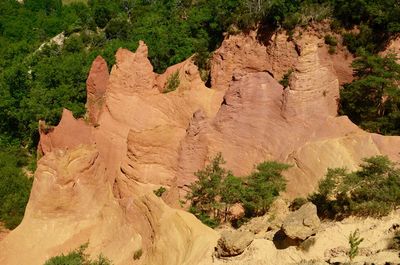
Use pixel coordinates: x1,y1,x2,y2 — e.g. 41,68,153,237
340,50,400,134
309,155,400,218
186,153,288,227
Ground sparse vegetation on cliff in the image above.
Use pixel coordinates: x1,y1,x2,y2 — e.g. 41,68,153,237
44,243,112,265
163,71,180,93
279,69,294,88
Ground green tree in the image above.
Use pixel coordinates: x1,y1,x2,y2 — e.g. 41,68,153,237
93,5,111,28
187,154,289,226
220,174,243,221
340,50,400,135
0,143,32,229
186,153,227,221
310,155,400,218
105,16,130,40
242,161,289,217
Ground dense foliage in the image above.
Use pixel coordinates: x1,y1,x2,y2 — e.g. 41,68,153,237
0,140,32,229
309,156,400,218
186,153,288,227
340,51,400,135
44,243,112,265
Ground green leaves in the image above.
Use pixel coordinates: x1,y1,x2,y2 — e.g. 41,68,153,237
340,51,400,135
163,70,180,93
0,144,33,229
242,161,288,217
44,243,112,265
310,155,400,218
187,153,288,227
348,229,363,261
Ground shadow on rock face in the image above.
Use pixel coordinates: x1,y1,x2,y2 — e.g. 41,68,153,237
272,229,301,249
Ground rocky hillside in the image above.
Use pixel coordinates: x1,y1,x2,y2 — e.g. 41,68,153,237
0,23,399,264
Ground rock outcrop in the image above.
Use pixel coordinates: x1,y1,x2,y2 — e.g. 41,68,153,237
282,203,320,241
216,230,254,257
212,210,400,265
86,56,109,124
1,26,400,265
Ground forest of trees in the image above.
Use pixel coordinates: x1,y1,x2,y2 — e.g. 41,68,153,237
0,0,399,229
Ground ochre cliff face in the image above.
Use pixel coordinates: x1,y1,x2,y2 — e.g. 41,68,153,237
1,29,400,265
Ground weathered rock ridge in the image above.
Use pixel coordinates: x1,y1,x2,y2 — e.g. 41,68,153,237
1,30,400,265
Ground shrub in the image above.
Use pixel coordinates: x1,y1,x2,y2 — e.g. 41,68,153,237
133,249,142,260
348,229,363,262
289,197,307,211
189,207,220,228
324,34,338,46
153,186,166,197
279,69,294,88
391,230,400,250
163,71,180,93
309,155,400,218
328,45,336,54
324,35,337,54
44,243,112,265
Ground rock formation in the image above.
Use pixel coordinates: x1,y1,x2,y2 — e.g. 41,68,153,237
86,56,109,124
215,230,254,257
282,203,320,241
1,27,400,265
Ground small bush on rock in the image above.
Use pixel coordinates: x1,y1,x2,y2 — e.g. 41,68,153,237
133,249,142,260
324,34,338,46
163,71,180,93
44,243,112,265
279,69,294,88
289,197,308,211
153,186,166,197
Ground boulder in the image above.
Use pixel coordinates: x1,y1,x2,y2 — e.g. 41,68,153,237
216,230,254,257
282,202,320,241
